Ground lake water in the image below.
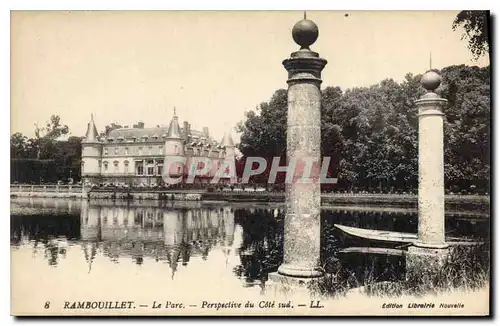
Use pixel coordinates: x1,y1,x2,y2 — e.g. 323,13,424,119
10,197,489,309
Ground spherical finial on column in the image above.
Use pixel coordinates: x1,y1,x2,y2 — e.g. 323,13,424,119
292,18,319,49
421,70,442,92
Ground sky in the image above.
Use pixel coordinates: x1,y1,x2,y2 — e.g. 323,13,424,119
10,10,490,142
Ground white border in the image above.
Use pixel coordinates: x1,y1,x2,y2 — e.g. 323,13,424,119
2,1,498,326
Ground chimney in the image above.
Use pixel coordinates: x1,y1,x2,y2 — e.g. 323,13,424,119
183,121,189,141
133,121,145,129
203,127,209,138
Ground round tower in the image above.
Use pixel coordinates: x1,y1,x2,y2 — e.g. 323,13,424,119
219,131,236,183
81,114,102,185
163,108,185,184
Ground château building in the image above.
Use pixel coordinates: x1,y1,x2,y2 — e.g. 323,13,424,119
81,110,236,186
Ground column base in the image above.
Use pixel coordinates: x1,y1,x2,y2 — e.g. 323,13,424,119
413,240,449,249
267,272,324,298
405,245,450,283
277,263,324,278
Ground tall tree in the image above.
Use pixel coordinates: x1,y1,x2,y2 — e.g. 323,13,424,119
453,11,490,59
237,65,490,193
11,115,83,183
44,114,69,140
10,132,28,158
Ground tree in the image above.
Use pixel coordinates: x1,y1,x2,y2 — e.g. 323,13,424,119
237,89,288,158
11,132,27,158
440,65,490,193
44,114,69,140
453,11,490,60
32,115,69,159
237,64,490,194
236,90,288,184
10,115,83,183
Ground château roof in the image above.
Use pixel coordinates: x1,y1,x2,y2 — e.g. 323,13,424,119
220,132,235,148
166,113,182,139
106,127,210,143
108,127,168,141
97,109,228,147
84,114,99,142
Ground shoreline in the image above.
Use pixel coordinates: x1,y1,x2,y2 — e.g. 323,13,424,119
10,189,490,212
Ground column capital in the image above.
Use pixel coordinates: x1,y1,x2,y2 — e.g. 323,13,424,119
415,94,447,117
283,55,327,84
415,92,448,105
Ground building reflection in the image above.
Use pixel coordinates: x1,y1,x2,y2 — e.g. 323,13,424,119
80,201,236,278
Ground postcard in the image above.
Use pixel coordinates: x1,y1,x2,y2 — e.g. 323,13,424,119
10,10,490,316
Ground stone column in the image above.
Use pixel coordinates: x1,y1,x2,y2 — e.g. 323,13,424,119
406,70,449,282
414,70,448,249
276,16,327,278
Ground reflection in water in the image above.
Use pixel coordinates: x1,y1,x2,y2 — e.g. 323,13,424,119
81,201,237,280
10,198,489,293
233,208,283,291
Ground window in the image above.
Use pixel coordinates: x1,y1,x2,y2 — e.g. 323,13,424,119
81,161,84,174
158,146,163,154
136,161,144,175
125,147,129,155
104,148,108,156
156,159,163,176
113,161,119,173
177,166,181,174
147,160,154,176
148,146,152,155
174,145,179,155
135,210,143,224
103,161,108,173
138,147,143,155
102,210,108,224
113,209,118,224
124,161,129,174
114,147,118,155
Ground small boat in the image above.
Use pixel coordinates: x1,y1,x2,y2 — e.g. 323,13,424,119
334,224,484,247
338,246,405,256
334,224,416,246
